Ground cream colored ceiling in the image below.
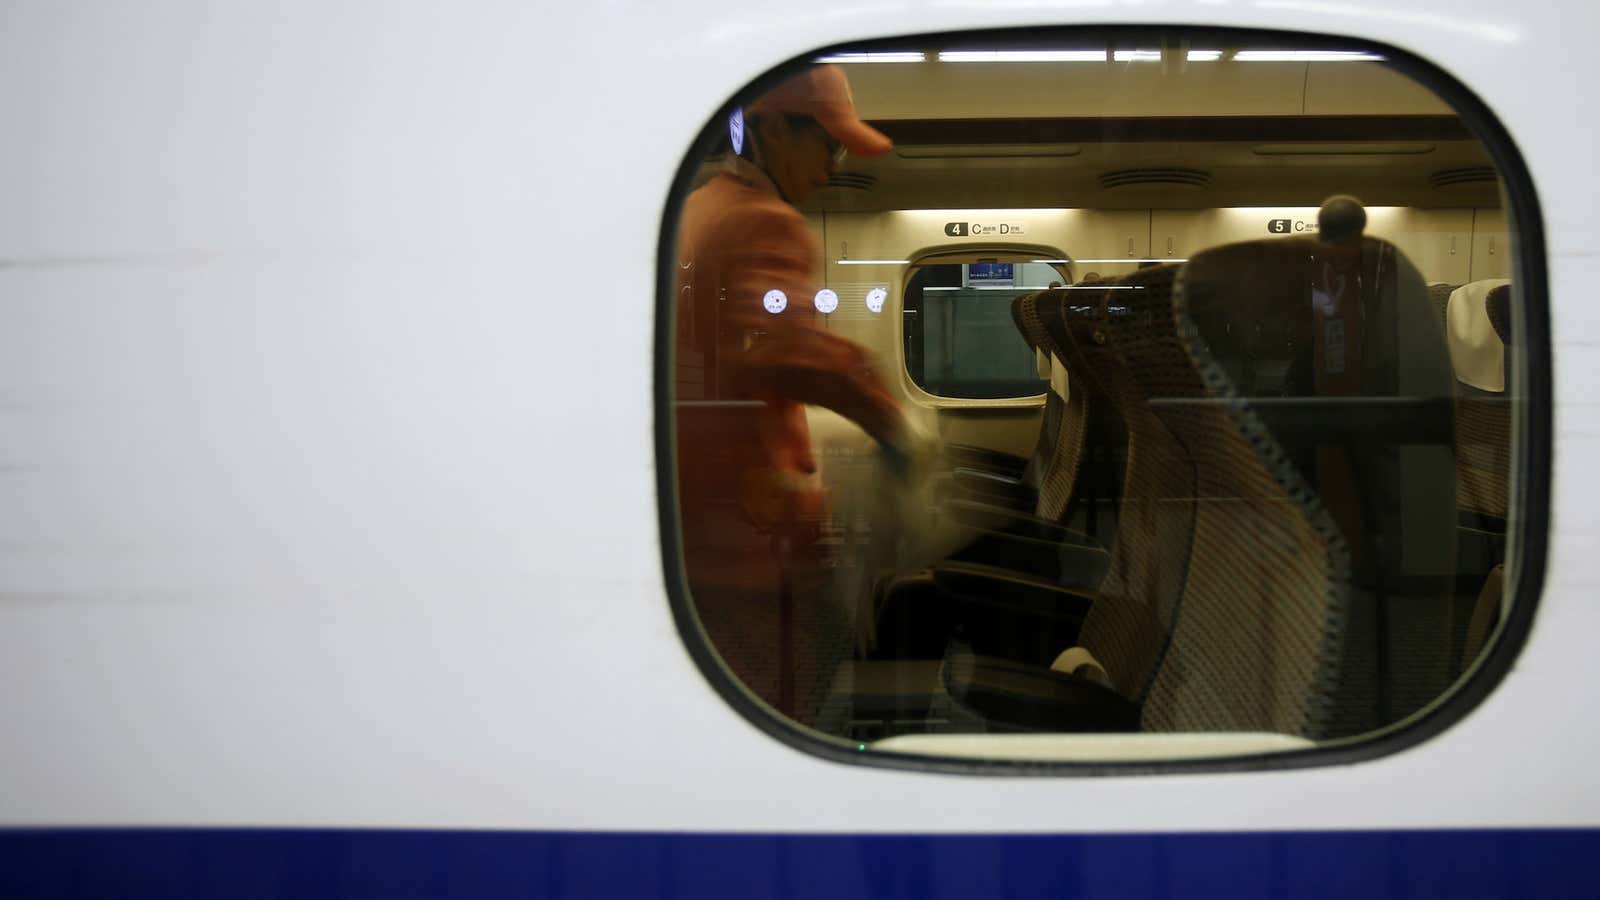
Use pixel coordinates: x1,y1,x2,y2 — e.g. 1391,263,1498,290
811,140,1500,211
798,57,1496,212
844,59,1450,119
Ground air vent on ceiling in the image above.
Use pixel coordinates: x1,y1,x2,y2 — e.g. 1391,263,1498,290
825,172,879,191
1430,166,1498,188
1098,168,1211,190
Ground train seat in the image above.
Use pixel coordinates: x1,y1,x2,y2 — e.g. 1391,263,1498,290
1428,282,1460,330
944,198,1463,738
1021,263,1195,698
1446,278,1515,668
1449,278,1514,523
876,266,1192,694
925,289,1114,592
870,288,1121,665
934,292,1059,509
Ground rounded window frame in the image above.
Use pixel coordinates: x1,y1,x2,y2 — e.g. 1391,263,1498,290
897,245,1071,408
654,26,1551,776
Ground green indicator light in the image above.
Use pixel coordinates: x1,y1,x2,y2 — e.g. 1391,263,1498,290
857,744,867,752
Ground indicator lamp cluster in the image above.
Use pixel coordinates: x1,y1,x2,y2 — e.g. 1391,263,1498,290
759,287,887,315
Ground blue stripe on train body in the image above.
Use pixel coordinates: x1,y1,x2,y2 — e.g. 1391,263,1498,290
2,829,1598,899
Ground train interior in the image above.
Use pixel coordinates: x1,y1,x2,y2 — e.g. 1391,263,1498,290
670,40,1519,761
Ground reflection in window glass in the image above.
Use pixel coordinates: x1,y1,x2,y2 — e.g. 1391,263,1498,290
905,262,1059,399
667,34,1531,765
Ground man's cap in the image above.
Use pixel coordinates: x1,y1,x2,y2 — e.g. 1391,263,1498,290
748,64,893,157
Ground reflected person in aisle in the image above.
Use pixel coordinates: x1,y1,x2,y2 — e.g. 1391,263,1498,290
675,65,913,589
673,66,924,718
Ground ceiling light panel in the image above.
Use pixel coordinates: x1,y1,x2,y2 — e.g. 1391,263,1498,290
939,50,1107,63
814,52,926,63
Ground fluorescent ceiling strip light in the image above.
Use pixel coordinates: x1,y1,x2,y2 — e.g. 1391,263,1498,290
1233,50,1384,61
1113,49,1162,62
814,51,926,63
836,259,909,265
926,285,1144,291
924,286,1033,292
1034,258,1189,264
1186,49,1223,61
939,50,1107,63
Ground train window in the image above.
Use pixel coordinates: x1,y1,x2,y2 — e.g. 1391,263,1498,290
661,31,1543,770
904,259,1060,399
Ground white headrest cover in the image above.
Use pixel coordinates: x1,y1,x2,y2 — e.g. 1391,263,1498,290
1446,279,1510,392
1035,347,1051,379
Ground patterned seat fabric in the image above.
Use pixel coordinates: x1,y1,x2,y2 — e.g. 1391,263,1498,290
1154,235,1458,738
943,225,1462,740
1026,291,1091,526
1448,280,1514,673
1010,292,1064,495
1450,281,1513,522
1429,282,1458,331
1037,268,1195,704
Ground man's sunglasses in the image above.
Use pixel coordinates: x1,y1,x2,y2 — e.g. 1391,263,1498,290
786,115,847,165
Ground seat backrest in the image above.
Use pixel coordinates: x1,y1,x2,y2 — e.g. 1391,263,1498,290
1118,240,1352,737
1010,292,1062,494
1026,291,1091,525
1139,221,1458,738
1447,279,1514,674
1447,279,1514,522
1428,282,1458,332
1039,267,1197,703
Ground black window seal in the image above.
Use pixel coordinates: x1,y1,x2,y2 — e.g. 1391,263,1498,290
653,25,1550,776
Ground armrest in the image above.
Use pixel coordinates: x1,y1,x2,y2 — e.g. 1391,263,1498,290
942,443,1028,476
952,466,1024,490
942,653,1141,733
931,562,1096,624
940,500,1108,588
932,468,1036,511
944,499,1101,548
872,563,1095,665
949,532,1108,588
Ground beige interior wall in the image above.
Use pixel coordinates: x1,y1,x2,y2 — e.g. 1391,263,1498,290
1471,208,1512,281
803,205,1513,461
1152,206,1481,284
845,61,1444,120
811,209,1149,457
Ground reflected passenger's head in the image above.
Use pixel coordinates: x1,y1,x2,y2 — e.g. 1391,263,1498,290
747,65,891,204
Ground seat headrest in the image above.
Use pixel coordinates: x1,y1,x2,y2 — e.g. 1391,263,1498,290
1446,279,1511,392
1010,291,1051,351
1484,284,1513,345
1050,353,1070,401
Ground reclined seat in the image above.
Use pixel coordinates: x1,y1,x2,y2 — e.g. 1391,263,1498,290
1449,279,1514,527
873,271,1185,677
935,292,1068,509
1172,202,1459,735
943,198,1461,739
938,288,1109,559
1428,282,1459,330
1446,279,1515,667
